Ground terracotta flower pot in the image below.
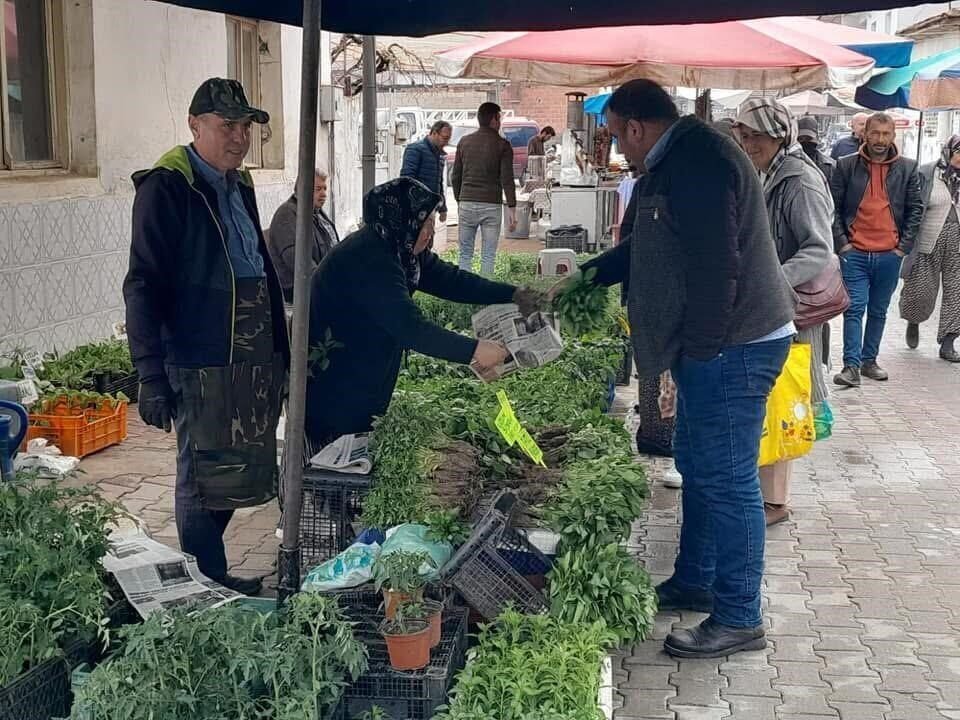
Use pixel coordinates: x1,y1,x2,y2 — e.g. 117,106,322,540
422,600,443,648
381,619,431,671
383,587,424,620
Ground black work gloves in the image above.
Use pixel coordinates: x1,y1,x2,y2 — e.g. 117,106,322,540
138,378,176,433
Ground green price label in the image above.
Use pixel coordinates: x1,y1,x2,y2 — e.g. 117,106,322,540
495,390,545,466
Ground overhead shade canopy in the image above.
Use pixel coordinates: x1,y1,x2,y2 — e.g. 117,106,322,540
770,16,912,68
434,21,876,90
156,0,935,37
856,47,960,110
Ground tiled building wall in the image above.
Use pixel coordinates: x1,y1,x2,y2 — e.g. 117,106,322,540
0,182,291,355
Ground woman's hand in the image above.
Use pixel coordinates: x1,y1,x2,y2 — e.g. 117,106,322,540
471,340,510,372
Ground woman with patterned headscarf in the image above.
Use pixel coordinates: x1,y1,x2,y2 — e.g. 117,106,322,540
735,98,834,527
303,177,540,449
900,135,960,363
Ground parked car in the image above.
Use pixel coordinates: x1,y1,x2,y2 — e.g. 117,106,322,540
501,118,540,179
443,118,541,184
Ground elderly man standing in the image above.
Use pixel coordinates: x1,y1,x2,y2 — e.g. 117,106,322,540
560,80,796,658
831,112,923,387
401,121,452,223
268,168,339,303
831,112,869,160
123,78,289,595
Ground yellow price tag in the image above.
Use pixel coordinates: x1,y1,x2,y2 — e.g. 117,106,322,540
494,391,545,465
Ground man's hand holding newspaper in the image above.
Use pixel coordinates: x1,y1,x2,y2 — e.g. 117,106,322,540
471,340,511,381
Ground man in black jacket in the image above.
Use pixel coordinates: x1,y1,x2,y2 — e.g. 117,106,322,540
123,78,289,595
567,80,796,659
830,113,923,387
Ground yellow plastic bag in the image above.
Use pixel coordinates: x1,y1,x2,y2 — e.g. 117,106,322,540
759,343,815,467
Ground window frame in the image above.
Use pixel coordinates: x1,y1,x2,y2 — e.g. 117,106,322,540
225,14,263,168
0,0,66,171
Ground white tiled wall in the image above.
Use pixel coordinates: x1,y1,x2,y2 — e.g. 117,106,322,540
0,182,291,356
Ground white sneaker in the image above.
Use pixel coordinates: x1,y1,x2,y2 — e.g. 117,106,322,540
663,464,683,489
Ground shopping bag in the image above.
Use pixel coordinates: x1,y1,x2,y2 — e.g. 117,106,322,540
814,400,834,442
759,343,815,467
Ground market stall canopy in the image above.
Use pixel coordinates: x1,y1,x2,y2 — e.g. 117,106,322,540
434,19,878,90
156,0,932,37
855,47,960,111
779,90,845,116
585,89,750,120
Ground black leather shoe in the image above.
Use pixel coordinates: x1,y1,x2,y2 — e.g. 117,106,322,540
664,617,766,659
656,580,713,614
833,366,861,388
906,323,920,349
217,574,263,596
861,361,889,381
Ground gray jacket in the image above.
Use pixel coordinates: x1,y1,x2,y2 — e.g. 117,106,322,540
267,194,339,301
765,153,834,289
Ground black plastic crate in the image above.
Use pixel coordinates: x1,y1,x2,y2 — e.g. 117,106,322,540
341,604,469,720
545,225,588,253
94,370,140,403
0,658,70,720
440,491,549,620
300,468,374,570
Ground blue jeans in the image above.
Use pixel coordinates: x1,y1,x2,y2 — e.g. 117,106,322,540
840,249,903,368
458,201,502,276
670,339,791,628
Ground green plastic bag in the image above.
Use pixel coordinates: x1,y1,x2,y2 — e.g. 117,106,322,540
380,523,453,578
814,400,834,441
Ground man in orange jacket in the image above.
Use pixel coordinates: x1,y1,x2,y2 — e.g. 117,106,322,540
830,113,924,387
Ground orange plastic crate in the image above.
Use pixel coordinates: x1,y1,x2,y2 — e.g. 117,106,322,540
26,400,128,458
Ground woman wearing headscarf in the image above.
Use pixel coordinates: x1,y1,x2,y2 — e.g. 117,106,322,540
735,99,834,527
900,135,960,363
304,177,539,449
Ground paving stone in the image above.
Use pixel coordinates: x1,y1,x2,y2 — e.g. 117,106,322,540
767,612,819,637
622,665,676,690
877,667,938,695
770,636,820,663
909,633,960,657
724,695,780,720
828,701,892,720
777,685,840,717
920,656,960,684
932,681,960,710
668,668,727,709
815,651,878,679
881,691,947,720
809,605,865,630
720,668,780,699
618,687,676,719
861,640,927,668
906,611,956,635
822,675,888,705
770,660,829,687
851,597,909,621
669,705,730,720
624,642,679,668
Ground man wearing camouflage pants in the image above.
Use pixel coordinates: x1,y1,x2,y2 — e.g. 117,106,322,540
124,78,289,595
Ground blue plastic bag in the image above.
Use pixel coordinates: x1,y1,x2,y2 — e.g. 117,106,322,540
301,540,381,592
814,400,834,441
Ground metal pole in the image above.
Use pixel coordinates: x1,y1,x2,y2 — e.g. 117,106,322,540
277,0,322,607
916,111,924,162
362,35,377,194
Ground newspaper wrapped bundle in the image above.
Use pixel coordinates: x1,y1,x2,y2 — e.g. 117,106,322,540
470,304,563,382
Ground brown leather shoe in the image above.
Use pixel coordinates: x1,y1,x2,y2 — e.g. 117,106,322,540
764,503,790,527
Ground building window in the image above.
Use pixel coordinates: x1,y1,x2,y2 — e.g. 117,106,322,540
0,0,64,169
225,16,284,170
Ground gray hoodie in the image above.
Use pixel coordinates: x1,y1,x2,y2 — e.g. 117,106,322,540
764,152,834,288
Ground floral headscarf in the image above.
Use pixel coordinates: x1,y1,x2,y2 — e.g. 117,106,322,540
362,177,442,290
939,134,960,204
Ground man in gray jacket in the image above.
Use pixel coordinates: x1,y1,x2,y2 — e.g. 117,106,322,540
570,80,796,659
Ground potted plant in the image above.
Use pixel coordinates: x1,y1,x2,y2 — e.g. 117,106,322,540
403,598,443,648
379,601,432,671
372,550,435,620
